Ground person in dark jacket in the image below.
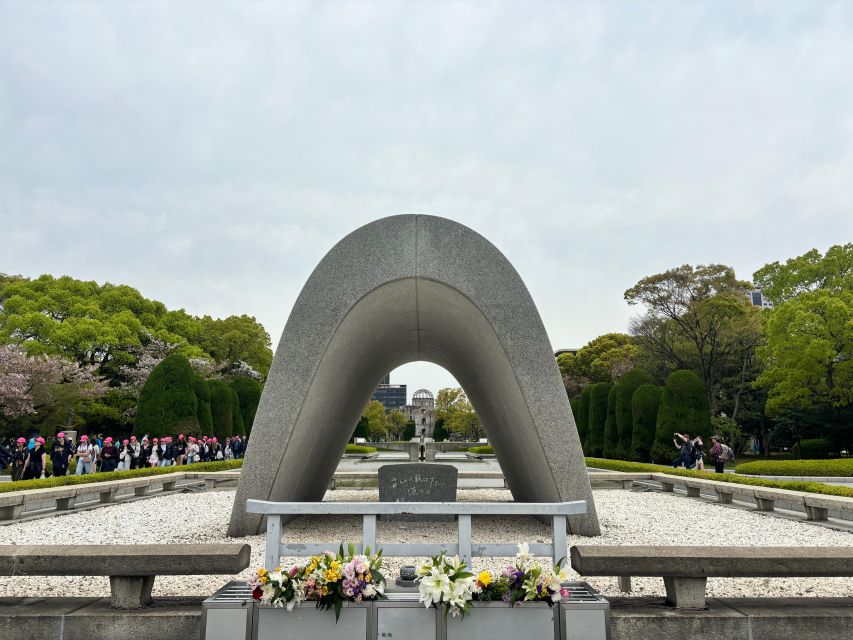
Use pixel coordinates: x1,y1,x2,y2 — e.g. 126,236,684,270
23,437,47,480
50,432,74,477
173,434,187,466
11,438,28,481
99,437,120,472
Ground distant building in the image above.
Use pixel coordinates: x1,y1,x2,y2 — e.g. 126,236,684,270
371,374,406,412
555,348,580,357
747,288,774,309
401,389,435,438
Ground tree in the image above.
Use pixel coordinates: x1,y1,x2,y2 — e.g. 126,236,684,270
585,382,612,457
753,244,853,305
651,370,711,463
573,386,591,452
363,400,387,439
630,384,663,462
626,264,753,414
432,418,448,442
193,374,214,434
230,387,246,437
134,354,200,438
435,387,482,439
602,385,618,459
402,419,416,441
353,416,369,440
229,376,263,436
614,369,654,460
387,409,408,439
208,379,235,440
435,387,466,420
194,315,273,378
557,334,641,396
756,290,853,450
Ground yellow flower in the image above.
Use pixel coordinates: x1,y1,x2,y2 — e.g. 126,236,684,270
324,569,341,582
331,561,342,571
366,572,373,583
478,571,492,587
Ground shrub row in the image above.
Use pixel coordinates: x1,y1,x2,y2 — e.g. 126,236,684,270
0,459,244,494
735,458,853,477
468,445,494,455
345,444,378,454
584,457,853,499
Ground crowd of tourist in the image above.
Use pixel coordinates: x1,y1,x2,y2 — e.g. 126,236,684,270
0,432,246,481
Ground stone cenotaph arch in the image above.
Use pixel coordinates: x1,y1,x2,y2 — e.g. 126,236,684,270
228,215,600,537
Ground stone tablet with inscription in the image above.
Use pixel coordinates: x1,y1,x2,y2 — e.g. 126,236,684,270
378,463,458,521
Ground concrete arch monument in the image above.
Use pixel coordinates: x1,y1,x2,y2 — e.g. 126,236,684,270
228,215,600,536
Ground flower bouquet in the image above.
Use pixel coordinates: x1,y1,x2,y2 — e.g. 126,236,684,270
249,544,386,620
416,552,477,619
473,543,571,606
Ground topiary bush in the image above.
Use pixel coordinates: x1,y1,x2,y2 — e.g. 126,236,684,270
630,384,663,462
791,438,830,460
615,369,654,460
134,354,200,438
229,376,262,436
402,420,416,441
585,382,612,458
432,418,448,442
353,416,369,440
651,370,711,464
230,387,245,437
602,385,619,459
194,374,214,435
735,458,853,477
208,379,235,440
575,386,591,453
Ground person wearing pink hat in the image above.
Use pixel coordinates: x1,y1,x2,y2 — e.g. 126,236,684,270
100,437,119,473
75,435,95,475
50,432,74,477
22,437,47,480
128,435,141,469
174,434,187,466
118,439,131,471
147,438,159,467
11,438,28,481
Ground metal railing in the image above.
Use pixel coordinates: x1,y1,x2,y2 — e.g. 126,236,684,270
245,500,587,571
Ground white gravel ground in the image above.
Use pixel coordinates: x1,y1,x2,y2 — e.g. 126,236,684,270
0,488,850,599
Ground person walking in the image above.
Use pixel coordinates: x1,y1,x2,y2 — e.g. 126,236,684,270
11,438,29,481
22,437,47,480
709,435,725,474
672,432,694,468
50,432,73,477
75,435,95,475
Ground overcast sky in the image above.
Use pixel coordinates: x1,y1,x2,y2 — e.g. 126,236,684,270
1,1,852,399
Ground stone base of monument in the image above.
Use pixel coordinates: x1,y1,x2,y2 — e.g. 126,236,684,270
377,463,458,522
201,581,610,640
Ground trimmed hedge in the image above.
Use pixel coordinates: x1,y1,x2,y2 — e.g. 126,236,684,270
134,354,200,437
615,369,654,460
735,459,853,477
574,387,591,451
0,459,244,494
651,370,711,464
586,382,612,457
230,376,262,436
791,439,830,460
209,379,235,439
584,457,853,499
468,445,494,455
602,385,619,459
630,383,663,462
345,444,377,454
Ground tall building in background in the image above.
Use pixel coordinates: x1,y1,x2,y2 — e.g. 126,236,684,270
747,288,774,309
371,374,406,412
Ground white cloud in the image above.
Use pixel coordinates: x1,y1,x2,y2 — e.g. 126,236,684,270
1,0,852,392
